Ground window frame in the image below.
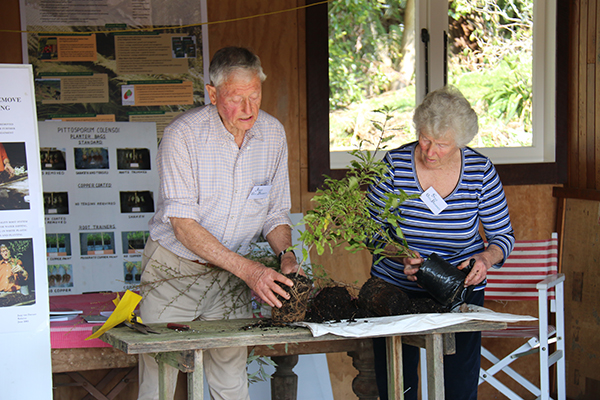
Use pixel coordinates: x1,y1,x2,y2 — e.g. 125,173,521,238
305,0,568,191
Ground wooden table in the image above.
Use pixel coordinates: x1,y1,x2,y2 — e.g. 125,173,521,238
98,318,506,400
50,293,140,400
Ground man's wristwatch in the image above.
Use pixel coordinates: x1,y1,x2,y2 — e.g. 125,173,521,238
278,248,296,262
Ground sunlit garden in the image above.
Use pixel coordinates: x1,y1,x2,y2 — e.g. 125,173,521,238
329,0,533,152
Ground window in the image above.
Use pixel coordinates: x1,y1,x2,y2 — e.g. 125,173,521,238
306,0,568,190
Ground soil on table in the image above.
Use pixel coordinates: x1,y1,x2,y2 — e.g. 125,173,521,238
303,277,446,323
305,286,369,322
266,275,448,325
358,276,446,317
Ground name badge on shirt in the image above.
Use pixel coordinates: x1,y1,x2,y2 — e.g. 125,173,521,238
420,186,448,215
248,185,272,199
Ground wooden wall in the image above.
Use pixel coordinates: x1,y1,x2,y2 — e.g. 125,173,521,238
568,0,600,190
1,0,592,399
559,1,600,399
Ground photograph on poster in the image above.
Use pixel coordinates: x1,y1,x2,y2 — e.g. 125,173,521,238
116,148,151,170
0,142,30,211
48,264,72,289
119,190,154,213
40,148,67,170
45,233,71,257
35,78,62,101
0,238,35,307
38,37,58,60
74,147,109,169
79,232,115,256
121,230,149,254
172,36,197,59
44,192,69,215
124,260,142,283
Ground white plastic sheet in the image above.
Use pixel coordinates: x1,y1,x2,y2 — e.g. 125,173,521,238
293,305,536,338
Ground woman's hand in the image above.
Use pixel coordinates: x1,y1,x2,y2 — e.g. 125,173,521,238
401,252,423,282
458,244,504,286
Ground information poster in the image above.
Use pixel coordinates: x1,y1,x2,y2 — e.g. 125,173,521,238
0,65,53,399
38,121,159,295
20,0,209,140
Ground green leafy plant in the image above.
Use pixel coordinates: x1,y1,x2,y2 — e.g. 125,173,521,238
246,349,278,384
479,57,532,129
298,106,419,267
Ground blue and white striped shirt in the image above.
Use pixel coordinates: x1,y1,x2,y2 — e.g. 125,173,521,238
367,142,515,292
148,104,292,261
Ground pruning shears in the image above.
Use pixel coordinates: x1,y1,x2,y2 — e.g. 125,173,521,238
123,320,161,334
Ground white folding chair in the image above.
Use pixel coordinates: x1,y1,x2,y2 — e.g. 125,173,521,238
479,233,566,400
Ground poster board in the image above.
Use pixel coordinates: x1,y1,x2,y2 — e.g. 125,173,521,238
20,0,209,140
0,64,53,399
38,121,159,295
17,0,209,294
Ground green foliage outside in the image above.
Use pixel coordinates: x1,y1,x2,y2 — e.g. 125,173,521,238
329,0,534,150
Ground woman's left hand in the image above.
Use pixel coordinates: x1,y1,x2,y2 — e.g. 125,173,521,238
458,254,490,286
458,244,504,286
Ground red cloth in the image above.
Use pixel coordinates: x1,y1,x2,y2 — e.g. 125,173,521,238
50,292,125,349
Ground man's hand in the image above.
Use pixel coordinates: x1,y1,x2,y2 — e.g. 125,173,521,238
279,251,304,276
242,261,294,308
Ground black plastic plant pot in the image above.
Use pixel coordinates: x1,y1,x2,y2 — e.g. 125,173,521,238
125,273,133,282
415,253,472,308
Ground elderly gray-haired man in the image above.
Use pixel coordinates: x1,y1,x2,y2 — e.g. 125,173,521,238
137,47,300,400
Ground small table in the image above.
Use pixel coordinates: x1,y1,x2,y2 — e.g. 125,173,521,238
50,293,139,400
98,318,506,400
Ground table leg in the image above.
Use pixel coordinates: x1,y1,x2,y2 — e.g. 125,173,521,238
155,350,203,400
187,350,204,400
347,339,379,400
386,336,404,400
158,360,177,400
425,333,444,400
271,355,299,400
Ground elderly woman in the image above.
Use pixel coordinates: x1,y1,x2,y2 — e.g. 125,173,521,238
367,86,515,400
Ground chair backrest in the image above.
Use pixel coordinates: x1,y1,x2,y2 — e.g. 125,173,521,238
485,234,558,301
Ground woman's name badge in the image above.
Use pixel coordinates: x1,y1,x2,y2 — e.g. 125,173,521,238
248,185,272,199
420,186,448,215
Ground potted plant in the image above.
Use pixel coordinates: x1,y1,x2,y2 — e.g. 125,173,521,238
58,234,66,255
272,107,418,323
46,234,57,254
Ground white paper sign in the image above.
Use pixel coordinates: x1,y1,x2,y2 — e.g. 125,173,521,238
38,121,159,295
0,64,53,399
420,186,448,215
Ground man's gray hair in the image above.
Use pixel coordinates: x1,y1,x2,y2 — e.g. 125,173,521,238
209,47,267,87
413,86,479,148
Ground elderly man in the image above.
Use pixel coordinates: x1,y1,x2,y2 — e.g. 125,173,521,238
138,47,300,400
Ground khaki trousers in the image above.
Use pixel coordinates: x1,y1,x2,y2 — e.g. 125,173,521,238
137,239,252,400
